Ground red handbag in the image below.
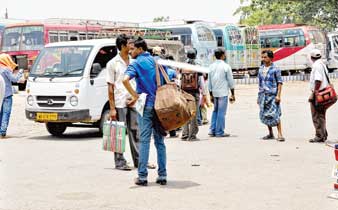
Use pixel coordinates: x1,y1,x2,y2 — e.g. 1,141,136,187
314,66,337,109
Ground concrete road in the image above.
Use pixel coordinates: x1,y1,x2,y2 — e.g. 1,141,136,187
1,81,338,210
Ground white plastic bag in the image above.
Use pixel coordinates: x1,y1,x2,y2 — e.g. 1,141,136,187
135,93,147,117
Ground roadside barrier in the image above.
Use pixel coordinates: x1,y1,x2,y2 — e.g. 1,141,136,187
235,72,338,85
328,144,338,200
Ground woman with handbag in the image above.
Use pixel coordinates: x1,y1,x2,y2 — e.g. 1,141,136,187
308,49,334,143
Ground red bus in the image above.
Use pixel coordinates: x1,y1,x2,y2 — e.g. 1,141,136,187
258,24,327,73
1,22,102,89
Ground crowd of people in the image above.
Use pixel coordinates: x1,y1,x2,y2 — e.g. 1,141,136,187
104,34,333,186
0,33,332,187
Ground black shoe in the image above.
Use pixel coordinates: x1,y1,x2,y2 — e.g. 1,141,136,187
116,165,132,171
181,135,189,141
135,178,148,186
156,178,167,185
309,137,325,143
189,137,200,141
208,133,215,137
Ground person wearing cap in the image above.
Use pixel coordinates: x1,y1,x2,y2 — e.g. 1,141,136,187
308,49,330,143
0,53,24,139
257,50,285,142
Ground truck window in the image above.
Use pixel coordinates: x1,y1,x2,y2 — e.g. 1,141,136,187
91,46,117,77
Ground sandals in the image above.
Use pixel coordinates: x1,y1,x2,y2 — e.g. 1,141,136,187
276,137,285,142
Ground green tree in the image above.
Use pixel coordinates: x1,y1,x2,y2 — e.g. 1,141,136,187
153,16,170,22
235,0,337,31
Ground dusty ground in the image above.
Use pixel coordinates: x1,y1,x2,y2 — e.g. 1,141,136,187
1,81,338,210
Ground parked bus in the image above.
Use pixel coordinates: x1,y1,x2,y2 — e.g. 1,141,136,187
258,24,327,73
0,23,4,51
150,22,217,66
1,22,102,89
241,26,261,76
213,24,245,73
327,32,338,71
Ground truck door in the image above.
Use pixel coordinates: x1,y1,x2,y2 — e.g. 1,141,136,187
87,46,117,120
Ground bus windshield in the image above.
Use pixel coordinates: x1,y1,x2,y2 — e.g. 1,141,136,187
332,35,338,54
30,46,92,77
196,25,215,42
2,26,44,52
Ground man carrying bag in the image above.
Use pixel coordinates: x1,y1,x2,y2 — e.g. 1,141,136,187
308,49,336,143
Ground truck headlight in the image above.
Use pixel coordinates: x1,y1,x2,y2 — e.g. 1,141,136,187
27,95,34,106
70,96,78,106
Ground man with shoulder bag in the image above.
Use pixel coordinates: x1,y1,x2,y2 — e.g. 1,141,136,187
308,49,336,143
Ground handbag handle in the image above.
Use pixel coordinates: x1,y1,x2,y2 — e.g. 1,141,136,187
155,61,171,87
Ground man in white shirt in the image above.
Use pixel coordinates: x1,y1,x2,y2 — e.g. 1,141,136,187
308,49,329,143
107,34,138,170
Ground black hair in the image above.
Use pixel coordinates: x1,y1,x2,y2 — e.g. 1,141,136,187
262,50,274,59
165,54,174,61
116,34,130,51
214,48,225,60
187,49,196,59
134,37,148,51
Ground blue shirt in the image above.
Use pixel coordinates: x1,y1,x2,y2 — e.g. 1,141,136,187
0,67,23,97
258,63,283,95
208,60,235,97
125,52,168,107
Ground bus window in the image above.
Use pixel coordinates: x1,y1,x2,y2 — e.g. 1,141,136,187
21,26,44,50
79,33,86,40
49,31,59,43
295,36,305,46
87,33,94,40
59,32,68,42
284,37,295,47
2,27,21,52
263,37,282,48
180,35,192,46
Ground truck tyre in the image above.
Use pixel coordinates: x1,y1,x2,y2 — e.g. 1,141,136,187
99,109,110,136
46,122,67,136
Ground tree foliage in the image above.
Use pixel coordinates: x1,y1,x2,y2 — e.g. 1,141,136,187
153,16,170,22
235,0,338,31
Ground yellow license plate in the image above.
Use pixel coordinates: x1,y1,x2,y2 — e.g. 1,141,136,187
36,113,58,121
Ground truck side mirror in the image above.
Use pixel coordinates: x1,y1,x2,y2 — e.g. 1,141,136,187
91,63,102,75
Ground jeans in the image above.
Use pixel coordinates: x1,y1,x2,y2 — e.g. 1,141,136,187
137,107,167,181
0,96,13,136
209,96,228,136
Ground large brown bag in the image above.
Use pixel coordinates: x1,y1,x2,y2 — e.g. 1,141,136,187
154,64,196,131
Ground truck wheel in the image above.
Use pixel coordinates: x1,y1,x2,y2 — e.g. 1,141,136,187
99,109,110,136
46,122,67,136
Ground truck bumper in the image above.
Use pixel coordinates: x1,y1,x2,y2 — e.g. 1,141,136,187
25,109,91,122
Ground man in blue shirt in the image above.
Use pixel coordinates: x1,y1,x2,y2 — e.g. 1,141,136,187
123,37,167,186
257,50,285,142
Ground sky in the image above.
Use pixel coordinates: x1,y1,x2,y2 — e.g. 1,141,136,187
0,0,242,24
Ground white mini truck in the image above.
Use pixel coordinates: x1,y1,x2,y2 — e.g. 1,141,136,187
25,39,117,136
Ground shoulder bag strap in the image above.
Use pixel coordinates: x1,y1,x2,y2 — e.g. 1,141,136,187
320,63,331,85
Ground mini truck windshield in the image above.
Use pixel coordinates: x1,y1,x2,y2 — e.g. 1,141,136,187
30,46,92,78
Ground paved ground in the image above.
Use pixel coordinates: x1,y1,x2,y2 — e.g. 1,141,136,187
1,81,338,210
